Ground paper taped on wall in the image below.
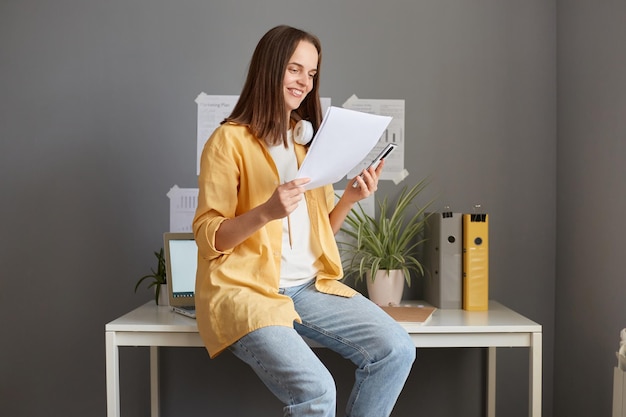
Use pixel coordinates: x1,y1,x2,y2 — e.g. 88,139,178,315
167,185,198,233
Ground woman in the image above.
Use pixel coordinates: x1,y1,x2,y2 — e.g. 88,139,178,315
193,25,415,417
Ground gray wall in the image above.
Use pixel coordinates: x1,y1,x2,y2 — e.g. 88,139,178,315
3,1,597,416
556,1,626,416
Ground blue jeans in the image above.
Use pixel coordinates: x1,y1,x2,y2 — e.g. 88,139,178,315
228,280,416,417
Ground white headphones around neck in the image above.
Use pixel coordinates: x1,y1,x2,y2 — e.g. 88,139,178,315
293,120,314,145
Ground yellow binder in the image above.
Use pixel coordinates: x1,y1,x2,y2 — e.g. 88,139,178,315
462,213,489,311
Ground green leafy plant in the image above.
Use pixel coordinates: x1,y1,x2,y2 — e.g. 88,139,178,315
134,248,167,304
339,179,433,286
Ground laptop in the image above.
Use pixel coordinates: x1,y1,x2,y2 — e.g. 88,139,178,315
163,232,198,319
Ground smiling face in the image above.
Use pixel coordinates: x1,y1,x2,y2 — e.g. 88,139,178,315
283,40,319,120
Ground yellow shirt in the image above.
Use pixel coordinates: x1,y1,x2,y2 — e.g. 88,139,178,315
193,123,356,358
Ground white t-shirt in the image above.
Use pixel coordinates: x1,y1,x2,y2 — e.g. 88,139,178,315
267,131,318,288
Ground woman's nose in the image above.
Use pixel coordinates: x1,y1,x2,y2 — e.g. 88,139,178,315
298,74,310,88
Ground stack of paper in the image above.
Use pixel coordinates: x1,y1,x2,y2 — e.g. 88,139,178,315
296,106,391,190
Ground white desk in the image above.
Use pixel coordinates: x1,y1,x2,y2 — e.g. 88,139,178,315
105,301,542,417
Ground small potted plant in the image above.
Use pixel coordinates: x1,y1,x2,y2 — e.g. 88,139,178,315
135,248,167,305
339,179,433,305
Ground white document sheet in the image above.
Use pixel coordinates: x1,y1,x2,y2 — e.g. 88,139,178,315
296,106,392,190
343,95,407,183
167,185,199,232
195,93,239,175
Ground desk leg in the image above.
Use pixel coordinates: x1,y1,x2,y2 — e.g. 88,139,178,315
150,346,160,417
105,332,120,417
529,332,542,417
487,347,496,417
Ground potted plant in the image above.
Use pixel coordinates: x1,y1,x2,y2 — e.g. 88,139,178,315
339,179,433,305
135,248,168,305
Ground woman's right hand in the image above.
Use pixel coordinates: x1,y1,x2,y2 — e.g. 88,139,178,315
214,177,310,251
264,178,311,220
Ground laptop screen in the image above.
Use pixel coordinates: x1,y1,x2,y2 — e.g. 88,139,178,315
169,239,197,297
163,233,198,305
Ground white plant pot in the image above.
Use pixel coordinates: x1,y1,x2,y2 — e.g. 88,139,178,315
365,269,405,306
156,284,169,306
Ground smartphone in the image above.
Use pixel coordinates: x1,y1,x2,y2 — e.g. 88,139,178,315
352,143,398,188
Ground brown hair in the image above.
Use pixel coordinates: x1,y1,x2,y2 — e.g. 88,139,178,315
225,25,323,147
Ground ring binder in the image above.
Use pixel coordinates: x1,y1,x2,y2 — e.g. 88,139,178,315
424,210,463,309
462,209,489,311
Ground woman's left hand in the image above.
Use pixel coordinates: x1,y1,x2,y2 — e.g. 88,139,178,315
329,160,385,234
343,159,384,202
